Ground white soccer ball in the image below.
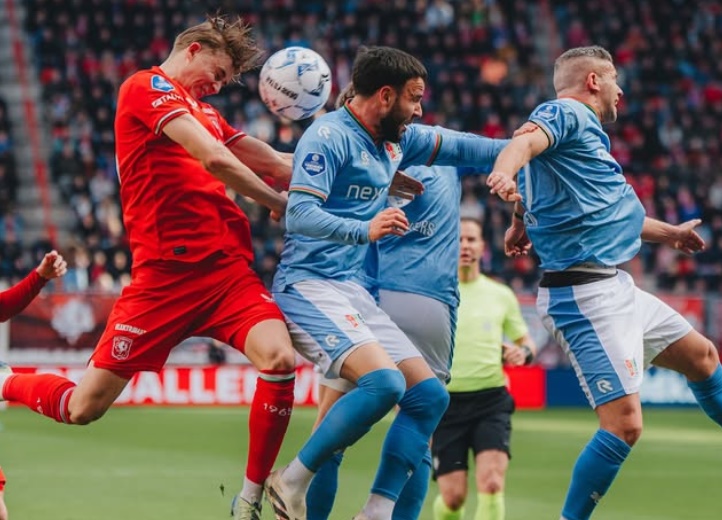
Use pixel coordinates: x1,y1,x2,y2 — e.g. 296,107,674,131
258,46,332,121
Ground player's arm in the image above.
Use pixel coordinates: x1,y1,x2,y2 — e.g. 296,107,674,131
228,135,293,186
0,251,66,322
162,114,287,215
286,191,409,244
641,217,705,254
486,126,550,202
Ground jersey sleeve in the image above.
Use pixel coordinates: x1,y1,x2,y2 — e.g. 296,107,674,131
289,122,346,202
502,287,529,341
122,72,190,135
528,100,581,150
398,124,443,169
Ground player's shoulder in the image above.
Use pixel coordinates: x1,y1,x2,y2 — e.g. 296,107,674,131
120,68,175,95
301,111,353,146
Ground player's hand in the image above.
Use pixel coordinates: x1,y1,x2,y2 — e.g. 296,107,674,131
504,223,532,257
502,343,526,366
486,171,521,202
270,191,288,222
36,250,67,280
512,121,540,137
389,170,424,200
668,219,705,254
368,208,409,242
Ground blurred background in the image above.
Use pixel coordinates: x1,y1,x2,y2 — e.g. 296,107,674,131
1,0,720,370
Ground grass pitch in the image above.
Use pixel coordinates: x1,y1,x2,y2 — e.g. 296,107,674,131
0,406,720,519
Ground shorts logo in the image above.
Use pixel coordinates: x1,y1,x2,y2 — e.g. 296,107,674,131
302,153,327,176
624,359,638,377
324,334,339,347
151,75,174,92
596,379,613,394
345,313,365,328
112,336,134,360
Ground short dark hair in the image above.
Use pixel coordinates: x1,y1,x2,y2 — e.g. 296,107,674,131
351,46,427,96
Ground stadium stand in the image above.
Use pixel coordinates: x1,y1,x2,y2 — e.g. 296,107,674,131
1,0,720,299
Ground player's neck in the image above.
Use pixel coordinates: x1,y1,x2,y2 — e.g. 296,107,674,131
158,55,183,84
558,94,601,120
458,267,481,283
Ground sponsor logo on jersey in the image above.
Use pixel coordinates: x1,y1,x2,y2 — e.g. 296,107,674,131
535,104,558,120
317,126,331,139
112,336,134,360
302,152,327,176
384,142,403,162
151,93,183,108
346,184,387,201
151,75,174,92
114,323,147,335
409,220,436,237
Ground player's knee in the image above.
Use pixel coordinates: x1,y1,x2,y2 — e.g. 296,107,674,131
359,368,406,410
400,377,449,423
440,489,466,511
255,344,296,372
68,401,109,425
615,424,642,446
696,337,719,375
479,472,505,494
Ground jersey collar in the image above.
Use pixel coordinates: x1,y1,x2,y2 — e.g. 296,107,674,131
343,101,379,143
559,96,600,120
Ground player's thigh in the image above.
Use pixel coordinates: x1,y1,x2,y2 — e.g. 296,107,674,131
90,271,193,377
379,289,454,383
195,258,291,368
537,273,643,409
432,395,475,479
470,388,514,458
273,279,394,379
0,492,6,520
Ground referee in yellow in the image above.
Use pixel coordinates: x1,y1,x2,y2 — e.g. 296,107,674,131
432,217,536,520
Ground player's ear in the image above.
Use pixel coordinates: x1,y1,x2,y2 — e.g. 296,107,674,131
379,85,395,107
186,41,202,59
586,71,601,93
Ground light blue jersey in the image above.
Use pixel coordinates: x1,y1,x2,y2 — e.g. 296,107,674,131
520,98,646,270
273,105,499,291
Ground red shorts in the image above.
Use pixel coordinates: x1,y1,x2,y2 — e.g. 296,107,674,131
91,253,284,378
0,466,5,491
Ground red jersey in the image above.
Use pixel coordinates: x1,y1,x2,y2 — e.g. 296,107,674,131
114,67,253,267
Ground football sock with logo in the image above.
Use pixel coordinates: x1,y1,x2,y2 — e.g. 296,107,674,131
245,369,295,489
2,374,75,423
688,364,722,427
561,429,631,520
371,378,449,502
298,369,405,474
433,495,464,520
475,492,505,520
392,447,432,520
306,451,343,520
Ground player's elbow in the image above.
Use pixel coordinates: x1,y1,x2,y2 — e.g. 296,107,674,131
201,144,235,176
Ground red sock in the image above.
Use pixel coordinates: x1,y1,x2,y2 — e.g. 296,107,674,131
246,369,295,484
3,374,75,424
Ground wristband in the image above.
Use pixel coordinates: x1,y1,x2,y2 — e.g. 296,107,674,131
521,345,534,365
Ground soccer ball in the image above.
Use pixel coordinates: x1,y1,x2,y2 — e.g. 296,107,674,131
258,46,332,121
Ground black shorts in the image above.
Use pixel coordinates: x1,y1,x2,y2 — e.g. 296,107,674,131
431,386,514,478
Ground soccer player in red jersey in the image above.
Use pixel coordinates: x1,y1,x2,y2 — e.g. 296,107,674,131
0,15,296,519
0,250,67,520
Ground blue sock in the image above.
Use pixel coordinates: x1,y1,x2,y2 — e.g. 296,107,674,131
307,451,343,520
561,429,631,520
392,447,432,520
299,368,405,471
372,377,449,501
688,364,722,427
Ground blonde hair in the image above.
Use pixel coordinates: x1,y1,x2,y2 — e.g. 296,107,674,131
553,45,614,93
173,13,261,77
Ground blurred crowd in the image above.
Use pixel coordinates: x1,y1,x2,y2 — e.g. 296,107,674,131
0,0,719,296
